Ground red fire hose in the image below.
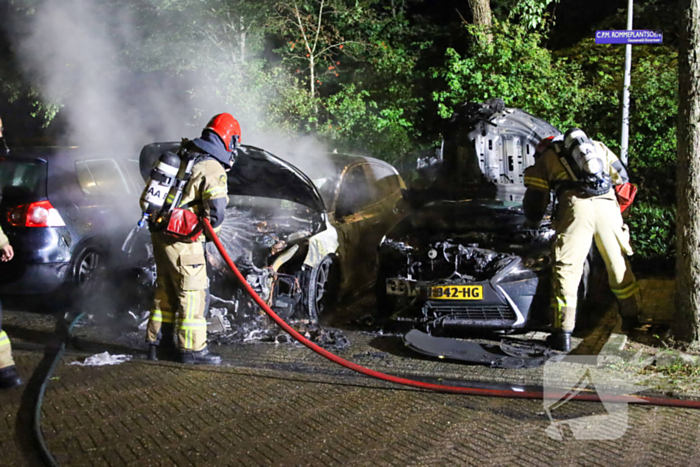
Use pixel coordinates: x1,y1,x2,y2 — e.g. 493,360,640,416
203,219,700,408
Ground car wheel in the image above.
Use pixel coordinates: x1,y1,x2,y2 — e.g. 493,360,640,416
306,255,339,321
73,247,106,296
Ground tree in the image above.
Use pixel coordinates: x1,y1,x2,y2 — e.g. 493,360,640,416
467,0,493,42
674,0,700,343
272,0,368,104
507,0,559,30
431,22,594,130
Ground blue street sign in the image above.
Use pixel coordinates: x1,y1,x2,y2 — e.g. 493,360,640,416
596,30,663,44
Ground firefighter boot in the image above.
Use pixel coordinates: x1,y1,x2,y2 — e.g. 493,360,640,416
148,341,179,361
0,366,22,389
148,327,178,361
178,347,222,365
547,331,572,353
148,344,157,361
619,293,641,333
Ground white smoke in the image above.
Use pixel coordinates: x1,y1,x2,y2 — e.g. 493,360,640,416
10,0,339,190
11,1,308,151
14,0,191,154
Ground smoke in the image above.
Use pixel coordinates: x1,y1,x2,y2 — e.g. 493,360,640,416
13,0,185,154
8,0,334,164
2,0,353,334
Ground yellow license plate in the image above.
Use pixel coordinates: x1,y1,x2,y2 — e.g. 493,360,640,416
429,285,483,300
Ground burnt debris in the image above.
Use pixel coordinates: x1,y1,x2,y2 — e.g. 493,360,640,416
376,99,561,334
208,312,350,351
206,206,321,321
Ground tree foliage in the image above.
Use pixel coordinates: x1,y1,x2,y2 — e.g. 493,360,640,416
431,21,596,130
0,0,684,261
507,0,559,30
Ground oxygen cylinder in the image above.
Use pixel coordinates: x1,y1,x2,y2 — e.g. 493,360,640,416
564,129,605,176
573,145,604,176
139,152,181,215
157,155,198,218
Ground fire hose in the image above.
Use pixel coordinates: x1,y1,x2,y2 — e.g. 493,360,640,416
202,218,700,408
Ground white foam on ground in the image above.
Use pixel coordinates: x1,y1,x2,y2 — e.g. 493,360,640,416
243,329,267,342
70,352,132,366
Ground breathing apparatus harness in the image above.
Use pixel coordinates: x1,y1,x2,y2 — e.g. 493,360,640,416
551,130,612,199
140,140,212,241
122,141,207,253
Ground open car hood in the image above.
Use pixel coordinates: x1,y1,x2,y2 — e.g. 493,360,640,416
395,199,528,237
139,142,327,213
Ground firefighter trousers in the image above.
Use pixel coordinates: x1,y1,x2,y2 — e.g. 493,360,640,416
552,194,640,332
0,302,15,370
147,233,209,352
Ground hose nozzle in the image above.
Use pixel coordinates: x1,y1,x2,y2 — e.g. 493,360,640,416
137,213,149,228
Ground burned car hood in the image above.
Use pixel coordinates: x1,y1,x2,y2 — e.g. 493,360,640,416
139,142,326,213
391,199,551,246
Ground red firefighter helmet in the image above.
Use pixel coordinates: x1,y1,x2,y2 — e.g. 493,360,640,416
535,135,556,157
205,113,242,152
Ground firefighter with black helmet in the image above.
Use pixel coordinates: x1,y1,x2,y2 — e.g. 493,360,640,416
523,128,641,352
144,113,240,364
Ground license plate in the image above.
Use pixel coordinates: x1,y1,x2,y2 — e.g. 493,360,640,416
429,285,483,300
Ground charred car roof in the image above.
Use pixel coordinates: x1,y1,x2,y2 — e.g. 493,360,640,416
291,152,399,209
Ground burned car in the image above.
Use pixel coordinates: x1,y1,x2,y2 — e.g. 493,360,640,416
377,99,572,333
139,143,405,321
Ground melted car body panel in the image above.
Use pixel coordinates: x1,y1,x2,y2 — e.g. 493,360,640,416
378,99,561,333
304,221,339,268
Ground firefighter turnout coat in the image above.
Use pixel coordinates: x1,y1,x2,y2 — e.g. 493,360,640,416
0,226,14,370
523,141,641,332
147,157,229,352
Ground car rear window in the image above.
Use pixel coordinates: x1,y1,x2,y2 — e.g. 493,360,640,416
0,159,47,200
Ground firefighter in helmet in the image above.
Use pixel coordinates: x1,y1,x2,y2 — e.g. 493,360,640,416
0,118,19,388
145,113,240,364
523,128,641,352
0,226,20,388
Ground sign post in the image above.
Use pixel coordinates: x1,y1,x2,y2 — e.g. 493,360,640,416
622,0,633,166
596,1,663,165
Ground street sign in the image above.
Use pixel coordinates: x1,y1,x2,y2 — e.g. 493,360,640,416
595,30,663,45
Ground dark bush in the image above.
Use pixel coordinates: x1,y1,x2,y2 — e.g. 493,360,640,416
627,202,675,271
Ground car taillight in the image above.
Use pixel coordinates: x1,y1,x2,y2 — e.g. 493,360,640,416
7,201,66,227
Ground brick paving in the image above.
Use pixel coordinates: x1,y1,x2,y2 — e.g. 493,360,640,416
2,347,700,466
1,278,697,466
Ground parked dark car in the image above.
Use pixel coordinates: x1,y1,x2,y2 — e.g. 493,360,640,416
376,99,598,334
139,143,406,320
0,148,143,299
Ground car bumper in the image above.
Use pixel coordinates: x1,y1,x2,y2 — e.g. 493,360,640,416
385,276,541,329
0,262,70,294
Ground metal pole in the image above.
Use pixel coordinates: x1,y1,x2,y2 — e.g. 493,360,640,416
620,0,633,165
